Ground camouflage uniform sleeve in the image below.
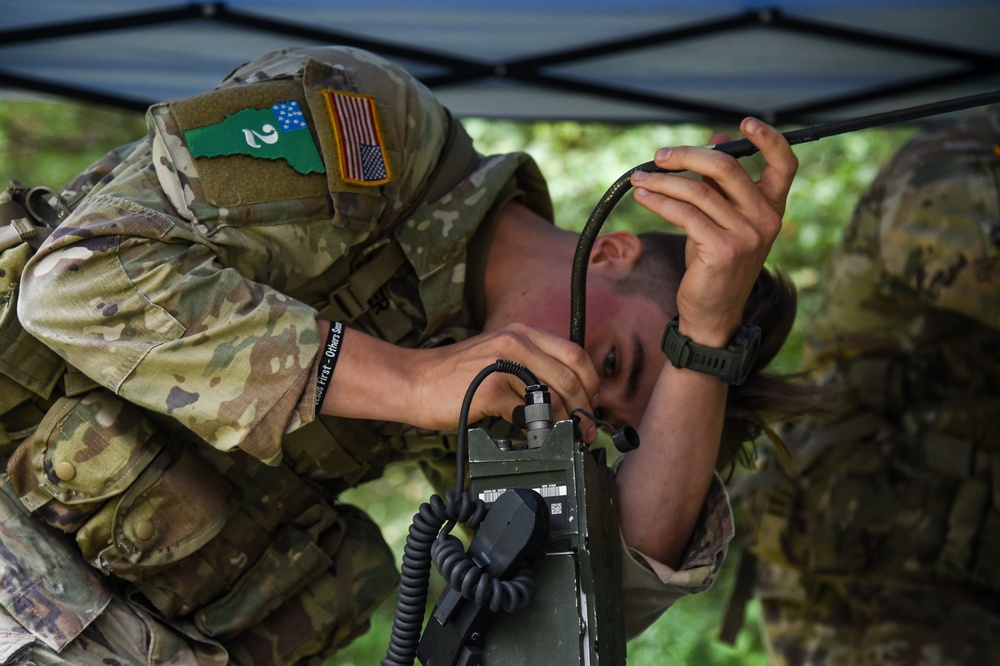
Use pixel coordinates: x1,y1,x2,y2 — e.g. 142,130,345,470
876,111,1000,330
18,145,337,464
618,471,734,638
20,47,462,466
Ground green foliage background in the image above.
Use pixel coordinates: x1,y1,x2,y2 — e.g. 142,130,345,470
1,101,915,665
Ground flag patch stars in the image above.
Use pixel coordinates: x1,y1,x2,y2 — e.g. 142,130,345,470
272,100,309,132
322,90,392,186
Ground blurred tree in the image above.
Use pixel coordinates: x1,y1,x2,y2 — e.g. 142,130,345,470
0,100,146,188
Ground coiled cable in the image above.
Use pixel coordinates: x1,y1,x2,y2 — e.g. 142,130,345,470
382,489,487,666
431,530,536,613
382,360,541,666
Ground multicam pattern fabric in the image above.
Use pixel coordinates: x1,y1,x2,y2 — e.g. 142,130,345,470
2,45,735,664
743,105,1000,665
622,471,735,637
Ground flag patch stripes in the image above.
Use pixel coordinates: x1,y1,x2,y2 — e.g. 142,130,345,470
323,90,392,186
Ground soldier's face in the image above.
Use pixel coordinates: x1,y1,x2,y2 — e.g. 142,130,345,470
581,286,670,430
515,274,671,430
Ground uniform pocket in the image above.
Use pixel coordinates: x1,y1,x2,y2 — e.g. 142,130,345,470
7,389,164,532
6,388,235,580
218,503,399,666
77,442,235,579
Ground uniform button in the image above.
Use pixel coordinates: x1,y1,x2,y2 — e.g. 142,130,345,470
54,461,76,481
135,520,155,541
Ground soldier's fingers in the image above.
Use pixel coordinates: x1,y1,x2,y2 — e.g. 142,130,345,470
631,171,750,236
702,132,732,195
740,117,798,215
489,323,600,413
642,145,763,216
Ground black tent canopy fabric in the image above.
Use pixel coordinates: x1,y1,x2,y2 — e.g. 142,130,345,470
2,0,1000,125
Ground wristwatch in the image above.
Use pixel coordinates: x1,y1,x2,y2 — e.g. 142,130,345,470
660,316,761,385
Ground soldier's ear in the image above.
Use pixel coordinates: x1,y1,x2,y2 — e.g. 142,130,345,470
589,231,642,277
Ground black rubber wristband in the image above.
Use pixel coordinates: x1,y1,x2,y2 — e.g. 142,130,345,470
315,321,345,409
660,315,761,385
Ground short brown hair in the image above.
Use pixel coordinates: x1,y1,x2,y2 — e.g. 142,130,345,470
617,231,814,471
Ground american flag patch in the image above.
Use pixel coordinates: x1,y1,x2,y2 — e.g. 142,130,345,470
323,90,392,186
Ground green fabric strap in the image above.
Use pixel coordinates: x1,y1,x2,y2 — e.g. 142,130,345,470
315,240,407,323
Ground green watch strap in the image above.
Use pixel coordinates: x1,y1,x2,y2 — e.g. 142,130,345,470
660,316,762,385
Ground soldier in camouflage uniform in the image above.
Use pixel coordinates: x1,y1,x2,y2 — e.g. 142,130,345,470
743,104,1000,665
0,46,800,664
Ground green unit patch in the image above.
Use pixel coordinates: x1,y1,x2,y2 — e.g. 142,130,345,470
183,100,325,175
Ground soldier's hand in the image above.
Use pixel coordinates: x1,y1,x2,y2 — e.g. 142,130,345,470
316,321,600,442
409,322,600,441
629,117,796,345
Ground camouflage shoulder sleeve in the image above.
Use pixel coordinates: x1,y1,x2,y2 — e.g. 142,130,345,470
18,47,454,463
877,113,1000,330
618,472,734,637
18,149,322,464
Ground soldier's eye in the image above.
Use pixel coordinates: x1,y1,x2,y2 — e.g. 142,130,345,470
603,347,617,377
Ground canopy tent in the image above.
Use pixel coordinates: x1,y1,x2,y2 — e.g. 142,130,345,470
2,0,1000,125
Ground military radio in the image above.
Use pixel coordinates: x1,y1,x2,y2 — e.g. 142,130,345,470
461,390,638,665
381,356,638,666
